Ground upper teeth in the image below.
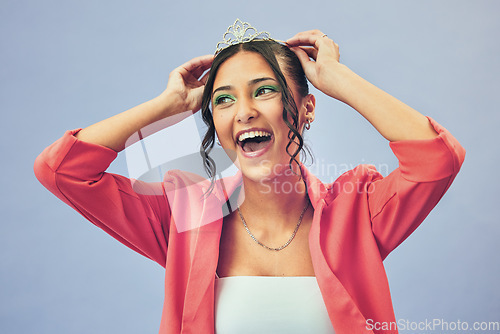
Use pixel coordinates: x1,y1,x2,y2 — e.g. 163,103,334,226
238,130,271,142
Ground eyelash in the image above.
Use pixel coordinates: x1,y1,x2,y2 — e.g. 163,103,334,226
214,95,234,106
213,85,280,106
254,85,279,97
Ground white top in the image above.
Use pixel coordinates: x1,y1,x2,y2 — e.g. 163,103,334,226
214,275,335,334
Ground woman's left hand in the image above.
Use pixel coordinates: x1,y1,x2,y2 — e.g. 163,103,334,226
286,30,344,101
288,30,438,141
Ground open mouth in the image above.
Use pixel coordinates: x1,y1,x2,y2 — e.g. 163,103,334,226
237,130,273,153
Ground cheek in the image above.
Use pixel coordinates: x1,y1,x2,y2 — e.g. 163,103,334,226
213,113,238,163
213,112,233,143
260,99,284,124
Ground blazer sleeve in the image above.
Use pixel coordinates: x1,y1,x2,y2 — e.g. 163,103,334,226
34,129,170,267
367,117,466,259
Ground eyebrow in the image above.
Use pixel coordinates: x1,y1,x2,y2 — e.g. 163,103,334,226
212,77,277,96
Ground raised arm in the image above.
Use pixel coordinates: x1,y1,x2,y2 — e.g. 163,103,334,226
75,54,213,151
34,55,213,266
288,30,465,259
286,30,437,142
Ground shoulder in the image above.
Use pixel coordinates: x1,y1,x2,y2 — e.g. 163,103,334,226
326,164,383,193
337,164,382,182
163,169,210,187
161,169,242,201
302,164,384,206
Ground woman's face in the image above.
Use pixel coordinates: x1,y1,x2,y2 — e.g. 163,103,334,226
211,51,314,183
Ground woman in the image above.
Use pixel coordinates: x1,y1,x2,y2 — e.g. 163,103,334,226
34,19,465,333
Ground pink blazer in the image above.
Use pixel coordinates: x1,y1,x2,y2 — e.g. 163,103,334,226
34,117,465,333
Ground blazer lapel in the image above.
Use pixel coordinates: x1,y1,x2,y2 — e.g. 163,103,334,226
181,173,242,330
303,166,373,333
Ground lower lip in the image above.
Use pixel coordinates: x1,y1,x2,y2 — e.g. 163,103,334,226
238,137,274,159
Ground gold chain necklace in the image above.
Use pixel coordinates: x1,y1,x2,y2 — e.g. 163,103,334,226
237,197,310,251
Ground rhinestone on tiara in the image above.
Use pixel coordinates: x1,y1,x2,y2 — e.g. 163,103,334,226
215,19,275,54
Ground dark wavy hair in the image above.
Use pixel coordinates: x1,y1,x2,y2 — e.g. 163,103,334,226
200,40,310,191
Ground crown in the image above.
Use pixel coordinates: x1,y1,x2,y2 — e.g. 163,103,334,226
215,19,280,54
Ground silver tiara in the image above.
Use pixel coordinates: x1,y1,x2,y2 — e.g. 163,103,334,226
215,19,281,54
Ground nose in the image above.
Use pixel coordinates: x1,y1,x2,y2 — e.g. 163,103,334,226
235,97,258,123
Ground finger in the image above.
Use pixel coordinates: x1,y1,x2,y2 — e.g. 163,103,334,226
191,65,210,80
289,47,316,75
199,70,210,85
182,54,214,71
300,47,318,61
287,29,324,41
179,54,214,77
286,30,327,47
291,36,340,63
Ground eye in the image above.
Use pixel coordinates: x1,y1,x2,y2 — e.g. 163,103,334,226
214,94,235,106
255,85,279,97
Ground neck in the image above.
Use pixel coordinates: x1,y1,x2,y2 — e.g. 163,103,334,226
237,169,309,231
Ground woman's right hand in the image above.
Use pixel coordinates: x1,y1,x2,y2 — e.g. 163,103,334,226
160,54,214,116
74,55,213,152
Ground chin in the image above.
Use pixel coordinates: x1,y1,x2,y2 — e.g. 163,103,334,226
240,158,295,184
